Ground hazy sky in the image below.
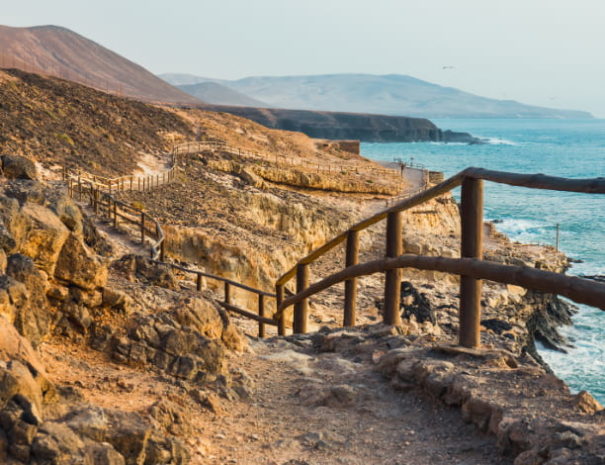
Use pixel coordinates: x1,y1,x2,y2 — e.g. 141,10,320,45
4,0,605,116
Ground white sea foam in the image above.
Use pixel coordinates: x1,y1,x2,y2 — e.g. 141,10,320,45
491,217,551,242
484,137,518,146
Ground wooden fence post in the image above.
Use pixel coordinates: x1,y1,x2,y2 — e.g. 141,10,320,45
258,294,266,338
383,211,402,326
276,284,286,336
343,229,360,326
294,264,309,334
224,282,231,305
196,274,203,291
113,201,118,228
140,212,145,244
459,177,484,348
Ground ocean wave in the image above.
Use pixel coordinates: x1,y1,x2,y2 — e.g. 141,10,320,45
483,137,519,146
491,217,550,239
423,141,468,146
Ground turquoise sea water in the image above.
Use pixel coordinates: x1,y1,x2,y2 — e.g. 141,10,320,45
362,119,605,402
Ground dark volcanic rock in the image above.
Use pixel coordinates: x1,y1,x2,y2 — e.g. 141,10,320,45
196,104,481,144
399,281,436,324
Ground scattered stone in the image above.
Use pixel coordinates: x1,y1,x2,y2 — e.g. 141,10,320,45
573,390,603,414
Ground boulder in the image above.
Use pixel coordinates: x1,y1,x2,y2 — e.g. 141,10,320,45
6,254,51,345
0,316,46,375
30,421,86,462
55,233,108,290
67,408,152,465
3,201,70,276
1,155,38,180
573,390,603,415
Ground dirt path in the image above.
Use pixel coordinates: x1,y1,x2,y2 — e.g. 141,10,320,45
193,337,511,465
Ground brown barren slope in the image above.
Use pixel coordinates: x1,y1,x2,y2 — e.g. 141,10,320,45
0,69,193,175
0,24,201,104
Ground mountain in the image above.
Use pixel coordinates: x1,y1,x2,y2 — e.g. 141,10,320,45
159,73,214,86
179,82,268,107
0,25,201,105
165,73,592,119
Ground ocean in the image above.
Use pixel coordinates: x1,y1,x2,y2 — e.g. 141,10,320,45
362,118,605,402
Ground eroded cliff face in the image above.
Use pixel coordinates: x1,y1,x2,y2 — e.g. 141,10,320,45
164,185,361,307
0,158,247,465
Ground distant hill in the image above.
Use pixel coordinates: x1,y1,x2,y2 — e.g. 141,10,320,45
164,73,593,119
179,82,268,107
0,25,201,105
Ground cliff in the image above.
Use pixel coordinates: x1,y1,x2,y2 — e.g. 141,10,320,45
195,104,481,143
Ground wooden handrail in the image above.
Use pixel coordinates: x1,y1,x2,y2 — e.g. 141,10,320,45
276,172,465,285
274,167,605,347
463,168,605,193
154,261,276,298
275,255,605,314
66,169,275,337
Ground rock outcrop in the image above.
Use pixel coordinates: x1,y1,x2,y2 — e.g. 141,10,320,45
0,159,246,464
197,104,482,143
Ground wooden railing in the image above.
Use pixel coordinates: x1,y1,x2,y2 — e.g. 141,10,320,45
64,151,180,194
66,167,277,337
274,167,605,347
176,140,406,185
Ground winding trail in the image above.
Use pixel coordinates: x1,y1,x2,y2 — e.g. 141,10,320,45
66,148,516,465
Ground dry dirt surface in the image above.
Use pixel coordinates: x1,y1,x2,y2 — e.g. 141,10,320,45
0,69,193,175
183,336,511,465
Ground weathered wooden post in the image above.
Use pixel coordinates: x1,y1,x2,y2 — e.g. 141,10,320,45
276,284,286,336
77,176,82,201
383,211,402,326
113,201,118,228
196,274,203,291
294,264,309,334
343,229,360,326
224,282,231,305
140,212,145,244
459,177,484,348
258,294,266,338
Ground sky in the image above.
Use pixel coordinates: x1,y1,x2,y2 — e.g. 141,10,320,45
4,0,605,116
